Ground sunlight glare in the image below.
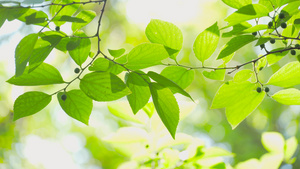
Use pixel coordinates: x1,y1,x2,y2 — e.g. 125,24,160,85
126,0,203,25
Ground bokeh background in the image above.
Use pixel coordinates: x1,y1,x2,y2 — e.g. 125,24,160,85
0,0,299,168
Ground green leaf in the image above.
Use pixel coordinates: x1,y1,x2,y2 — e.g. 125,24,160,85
262,132,285,153
5,7,29,21
50,0,79,26
279,0,300,7
142,102,155,118
149,83,179,139
89,57,110,71
15,33,39,77
259,0,299,11
80,72,131,101
222,22,252,37
29,32,63,72
217,35,257,59
125,43,169,70
17,9,48,26
13,91,52,121
203,65,226,81
267,61,300,87
222,0,252,9
272,88,300,105
256,56,267,72
222,52,235,64
126,72,151,114
0,7,6,28
284,136,298,163
72,10,96,32
266,48,288,66
88,58,125,75
272,2,300,31
211,81,265,128
40,31,65,45
7,63,65,86
255,37,271,46
160,66,194,89
68,31,91,66
108,48,125,58
57,90,93,125
259,0,278,11
193,22,220,63
147,71,193,100
52,15,86,23
233,69,254,82
54,37,71,52
145,19,183,59
225,4,271,27
242,24,268,33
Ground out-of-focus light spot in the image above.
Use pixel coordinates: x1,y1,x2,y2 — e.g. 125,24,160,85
23,135,80,169
107,26,126,48
61,133,86,153
249,111,268,130
73,148,90,164
286,120,298,136
179,150,190,161
209,125,225,141
126,0,202,25
0,20,22,36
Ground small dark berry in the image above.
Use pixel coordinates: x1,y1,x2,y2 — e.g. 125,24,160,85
259,67,264,71
291,49,296,55
74,68,80,74
260,44,265,49
264,87,270,93
268,22,273,28
279,13,285,19
252,32,257,36
295,44,300,49
61,94,67,101
55,26,60,31
256,87,262,93
145,144,149,148
281,22,287,29
270,39,276,44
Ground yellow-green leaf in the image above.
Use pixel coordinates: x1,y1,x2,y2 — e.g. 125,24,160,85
193,22,220,63
267,61,300,87
272,88,300,105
